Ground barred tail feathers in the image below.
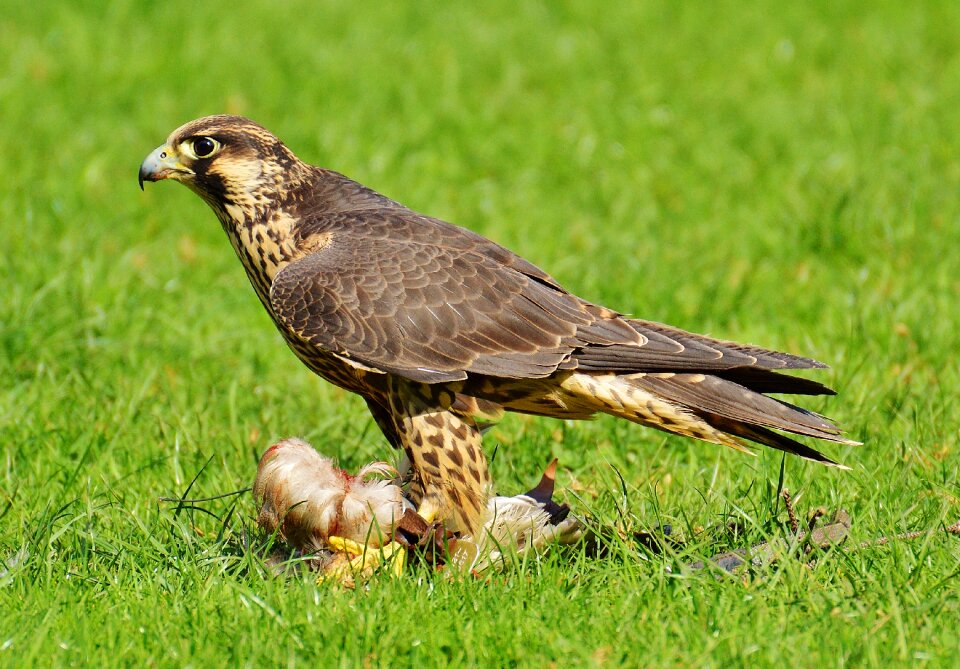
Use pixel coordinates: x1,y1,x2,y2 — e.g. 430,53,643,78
558,371,853,467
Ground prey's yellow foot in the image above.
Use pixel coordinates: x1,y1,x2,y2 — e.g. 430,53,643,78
327,536,366,556
317,537,407,584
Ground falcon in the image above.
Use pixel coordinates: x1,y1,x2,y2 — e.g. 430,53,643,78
139,115,857,537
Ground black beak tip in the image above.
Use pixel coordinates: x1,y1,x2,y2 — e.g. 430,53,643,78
138,169,147,191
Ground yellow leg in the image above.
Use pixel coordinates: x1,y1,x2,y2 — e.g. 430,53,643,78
318,536,407,583
416,502,440,526
327,536,366,556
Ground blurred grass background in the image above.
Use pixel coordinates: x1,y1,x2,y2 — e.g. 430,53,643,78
1,1,959,666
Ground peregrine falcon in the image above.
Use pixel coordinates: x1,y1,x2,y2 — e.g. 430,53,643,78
139,115,856,536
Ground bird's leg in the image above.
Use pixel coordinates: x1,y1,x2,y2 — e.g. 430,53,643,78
318,381,491,582
388,378,492,536
318,536,406,582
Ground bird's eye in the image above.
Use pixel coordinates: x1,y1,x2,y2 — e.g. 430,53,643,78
192,137,219,159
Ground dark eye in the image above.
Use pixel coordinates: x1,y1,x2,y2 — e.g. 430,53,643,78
193,137,217,158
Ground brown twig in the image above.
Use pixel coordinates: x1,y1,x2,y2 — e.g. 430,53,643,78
855,519,960,551
781,489,799,534
686,490,960,574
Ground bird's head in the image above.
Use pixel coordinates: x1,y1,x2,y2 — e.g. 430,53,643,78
139,115,306,221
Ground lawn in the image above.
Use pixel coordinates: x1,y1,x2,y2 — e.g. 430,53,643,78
2,1,959,666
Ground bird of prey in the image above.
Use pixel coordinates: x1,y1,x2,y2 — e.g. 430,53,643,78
140,115,856,537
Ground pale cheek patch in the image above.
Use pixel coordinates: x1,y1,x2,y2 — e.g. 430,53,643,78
217,156,265,198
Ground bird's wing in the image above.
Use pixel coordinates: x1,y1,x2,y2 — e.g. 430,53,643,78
270,214,636,382
271,211,829,384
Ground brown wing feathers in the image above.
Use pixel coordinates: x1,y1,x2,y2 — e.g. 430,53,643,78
713,367,835,396
273,210,845,390
270,208,852,459
572,319,826,374
703,416,847,466
272,230,581,382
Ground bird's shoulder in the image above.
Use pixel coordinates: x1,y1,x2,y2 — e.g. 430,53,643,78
286,170,564,290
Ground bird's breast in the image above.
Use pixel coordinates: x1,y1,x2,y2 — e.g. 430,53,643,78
219,208,301,305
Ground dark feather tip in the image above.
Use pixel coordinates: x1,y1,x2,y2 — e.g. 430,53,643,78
524,458,558,505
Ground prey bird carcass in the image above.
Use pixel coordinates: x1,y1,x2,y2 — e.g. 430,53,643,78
253,438,581,578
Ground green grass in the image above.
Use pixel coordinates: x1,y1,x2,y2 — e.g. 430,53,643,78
2,0,960,666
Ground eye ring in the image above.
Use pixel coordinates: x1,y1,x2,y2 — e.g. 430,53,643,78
192,137,219,158
181,136,220,160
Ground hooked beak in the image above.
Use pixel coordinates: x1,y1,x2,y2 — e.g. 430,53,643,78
138,145,193,190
